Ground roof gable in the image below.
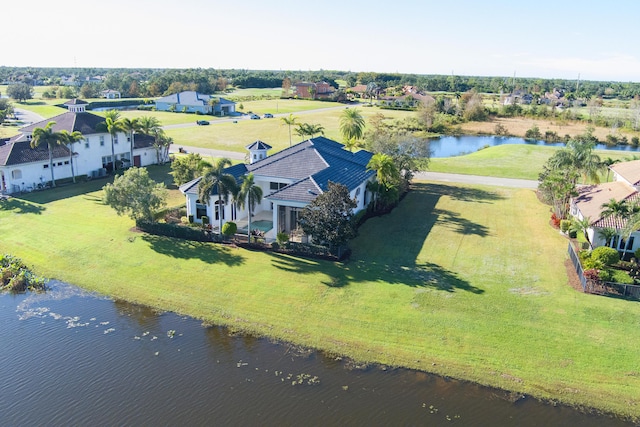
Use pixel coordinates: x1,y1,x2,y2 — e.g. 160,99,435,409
20,111,106,135
611,159,640,186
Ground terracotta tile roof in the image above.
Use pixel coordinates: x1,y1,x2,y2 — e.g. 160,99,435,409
574,182,639,228
611,159,640,186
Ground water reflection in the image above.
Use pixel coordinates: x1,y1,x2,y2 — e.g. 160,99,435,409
0,282,634,426
430,135,640,158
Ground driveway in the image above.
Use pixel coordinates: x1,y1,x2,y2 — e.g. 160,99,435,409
12,108,44,126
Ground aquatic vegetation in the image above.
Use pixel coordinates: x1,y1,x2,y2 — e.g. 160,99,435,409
0,254,47,292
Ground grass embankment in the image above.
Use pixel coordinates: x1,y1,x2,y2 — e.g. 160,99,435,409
1,165,639,420
429,145,636,180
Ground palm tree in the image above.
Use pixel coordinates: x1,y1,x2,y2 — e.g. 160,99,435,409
600,198,629,221
367,153,399,189
598,227,618,248
570,216,592,249
306,123,324,138
237,173,263,241
59,130,84,183
119,117,140,168
31,121,63,187
208,97,219,116
137,116,162,137
103,110,124,172
339,108,365,145
550,139,604,184
198,158,237,233
281,113,298,146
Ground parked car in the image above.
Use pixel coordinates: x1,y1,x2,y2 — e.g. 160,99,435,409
196,120,210,125
263,113,274,118
249,114,260,120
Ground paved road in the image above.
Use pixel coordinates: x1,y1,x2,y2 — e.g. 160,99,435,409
12,108,44,125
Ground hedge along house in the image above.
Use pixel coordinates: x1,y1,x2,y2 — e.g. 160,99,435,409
179,137,376,241
0,99,158,194
155,91,236,116
570,159,640,259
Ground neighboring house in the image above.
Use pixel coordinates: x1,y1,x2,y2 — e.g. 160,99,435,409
293,82,336,99
180,137,376,241
570,160,640,258
0,99,157,195
503,90,533,105
101,89,121,99
155,91,236,116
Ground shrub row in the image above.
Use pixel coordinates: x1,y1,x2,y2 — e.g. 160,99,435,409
136,220,223,242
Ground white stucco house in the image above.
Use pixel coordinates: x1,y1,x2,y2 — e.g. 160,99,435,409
155,91,236,116
0,99,158,194
179,137,376,241
570,159,640,258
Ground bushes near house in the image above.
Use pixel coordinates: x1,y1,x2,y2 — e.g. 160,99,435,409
221,222,237,238
560,219,571,233
591,246,620,267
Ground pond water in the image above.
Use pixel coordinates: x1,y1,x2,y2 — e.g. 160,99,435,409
0,282,633,426
430,136,640,158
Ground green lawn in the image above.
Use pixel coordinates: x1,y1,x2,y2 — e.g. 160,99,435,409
164,107,412,153
429,144,637,180
1,166,639,420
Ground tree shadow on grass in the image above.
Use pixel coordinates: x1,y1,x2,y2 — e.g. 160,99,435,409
268,252,483,293
141,234,245,266
422,182,505,203
432,208,491,237
0,197,46,215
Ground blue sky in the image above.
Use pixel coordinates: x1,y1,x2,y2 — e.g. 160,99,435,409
5,0,640,82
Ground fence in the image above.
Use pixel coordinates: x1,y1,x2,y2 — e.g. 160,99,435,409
567,243,587,292
603,282,640,299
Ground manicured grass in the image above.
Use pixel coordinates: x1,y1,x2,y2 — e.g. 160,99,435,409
164,107,412,152
11,99,67,119
429,144,637,180
1,169,639,420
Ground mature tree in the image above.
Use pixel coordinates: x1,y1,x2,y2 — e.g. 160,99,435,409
0,98,13,124
59,130,83,183
80,83,97,99
366,153,402,211
31,121,63,187
208,97,219,115
237,172,263,240
339,108,365,145
119,117,140,167
198,158,237,232
7,83,34,102
299,181,357,253
417,98,437,129
600,198,630,221
103,167,168,223
281,113,298,146
537,165,579,218
170,153,209,185
281,77,292,98
549,138,604,184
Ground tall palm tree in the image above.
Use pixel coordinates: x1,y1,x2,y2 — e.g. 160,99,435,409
103,110,124,172
281,113,298,146
198,158,237,233
237,173,263,240
598,227,618,248
119,117,140,168
600,198,629,221
59,130,84,183
339,108,365,145
550,139,604,184
31,121,63,187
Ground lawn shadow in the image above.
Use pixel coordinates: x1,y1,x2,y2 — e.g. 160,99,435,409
0,197,46,214
141,234,245,266
423,182,505,203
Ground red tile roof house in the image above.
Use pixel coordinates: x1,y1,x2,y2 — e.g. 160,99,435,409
570,160,640,258
179,137,376,242
293,82,336,100
0,99,158,195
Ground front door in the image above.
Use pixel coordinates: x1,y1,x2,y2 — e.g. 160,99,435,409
133,155,141,167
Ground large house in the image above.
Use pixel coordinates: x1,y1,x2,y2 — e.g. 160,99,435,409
293,82,336,100
570,160,640,258
155,91,236,116
179,137,376,241
0,99,158,195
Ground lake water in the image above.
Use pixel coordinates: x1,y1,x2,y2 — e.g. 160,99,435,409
430,136,640,158
1,282,633,426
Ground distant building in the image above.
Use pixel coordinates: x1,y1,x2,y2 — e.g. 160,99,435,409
155,91,236,116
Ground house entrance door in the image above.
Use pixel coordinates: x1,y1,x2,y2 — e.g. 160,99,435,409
133,155,141,167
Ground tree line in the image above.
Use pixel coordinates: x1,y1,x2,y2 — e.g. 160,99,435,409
3,66,640,100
